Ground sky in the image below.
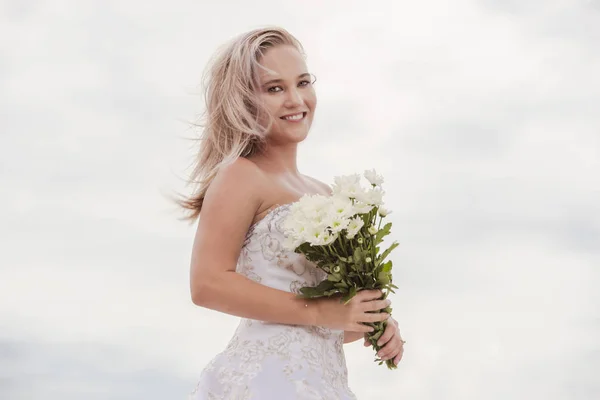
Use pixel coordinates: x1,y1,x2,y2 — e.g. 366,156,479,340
1,0,599,399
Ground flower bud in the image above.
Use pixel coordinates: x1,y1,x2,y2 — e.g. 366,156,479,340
357,237,364,244
366,257,372,263
368,226,378,235
332,265,341,273
378,207,391,217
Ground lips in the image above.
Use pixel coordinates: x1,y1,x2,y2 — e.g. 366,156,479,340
280,112,307,121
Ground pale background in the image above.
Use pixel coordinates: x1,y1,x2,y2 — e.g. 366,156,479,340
1,0,599,399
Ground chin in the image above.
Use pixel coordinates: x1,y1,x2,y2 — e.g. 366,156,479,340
269,126,310,142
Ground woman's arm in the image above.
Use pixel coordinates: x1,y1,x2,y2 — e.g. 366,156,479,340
343,331,364,344
190,158,317,325
190,158,388,332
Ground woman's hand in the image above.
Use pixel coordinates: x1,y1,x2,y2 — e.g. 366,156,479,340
364,316,405,366
314,289,390,332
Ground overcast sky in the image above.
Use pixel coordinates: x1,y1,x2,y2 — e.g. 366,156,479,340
1,0,599,399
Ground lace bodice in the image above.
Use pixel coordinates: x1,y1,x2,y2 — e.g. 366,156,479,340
189,204,357,400
238,203,327,296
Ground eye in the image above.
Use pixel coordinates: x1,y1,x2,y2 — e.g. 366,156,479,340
268,86,283,93
298,80,312,87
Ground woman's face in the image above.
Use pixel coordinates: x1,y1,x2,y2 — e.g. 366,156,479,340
255,45,317,142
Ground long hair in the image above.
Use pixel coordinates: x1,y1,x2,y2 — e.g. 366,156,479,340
176,27,305,221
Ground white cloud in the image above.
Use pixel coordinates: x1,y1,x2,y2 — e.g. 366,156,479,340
1,0,599,399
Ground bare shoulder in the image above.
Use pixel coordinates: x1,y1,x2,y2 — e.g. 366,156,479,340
197,156,269,243
303,174,333,196
206,157,267,204
190,157,267,288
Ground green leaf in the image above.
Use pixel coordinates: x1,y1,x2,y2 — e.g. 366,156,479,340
376,242,399,266
374,222,392,244
343,286,357,304
377,271,391,285
334,281,349,289
380,260,393,273
298,287,324,298
353,248,365,264
315,279,335,291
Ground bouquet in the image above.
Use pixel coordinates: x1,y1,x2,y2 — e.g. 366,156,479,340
282,169,400,369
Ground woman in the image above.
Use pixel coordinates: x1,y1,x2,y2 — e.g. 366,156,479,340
181,26,405,399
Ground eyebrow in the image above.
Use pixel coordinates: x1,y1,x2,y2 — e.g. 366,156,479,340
262,73,311,86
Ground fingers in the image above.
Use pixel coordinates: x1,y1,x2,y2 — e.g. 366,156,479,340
377,336,404,362
375,322,395,347
393,350,404,366
362,298,391,313
363,312,390,323
357,289,383,302
353,323,376,333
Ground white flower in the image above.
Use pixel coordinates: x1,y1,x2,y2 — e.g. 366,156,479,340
352,201,374,214
294,194,330,221
345,216,364,239
325,214,351,233
283,234,303,251
365,257,372,263
368,225,378,235
303,225,326,245
282,171,388,250
329,195,355,218
357,187,385,206
332,173,366,200
303,225,339,246
364,169,384,186
319,230,338,246
378,206,391,217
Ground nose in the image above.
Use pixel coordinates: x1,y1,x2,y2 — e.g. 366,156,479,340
284,87,303,108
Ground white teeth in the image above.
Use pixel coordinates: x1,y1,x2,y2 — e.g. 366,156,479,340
283,113,303,121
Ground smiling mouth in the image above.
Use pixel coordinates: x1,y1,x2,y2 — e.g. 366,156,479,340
280,112,307,121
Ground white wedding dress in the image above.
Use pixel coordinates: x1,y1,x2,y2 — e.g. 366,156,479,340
189,203,357,400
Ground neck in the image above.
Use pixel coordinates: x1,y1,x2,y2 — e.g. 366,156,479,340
252,142,300,176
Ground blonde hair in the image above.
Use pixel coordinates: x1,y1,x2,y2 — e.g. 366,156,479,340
177,27,305,221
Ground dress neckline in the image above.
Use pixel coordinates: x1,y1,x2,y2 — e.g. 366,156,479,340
247,202,295,233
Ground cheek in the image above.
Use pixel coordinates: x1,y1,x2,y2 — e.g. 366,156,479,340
261,97,281,116
306,90,317,110
255,96,278,126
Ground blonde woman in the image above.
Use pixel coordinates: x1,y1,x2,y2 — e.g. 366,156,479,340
181,27,405,399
